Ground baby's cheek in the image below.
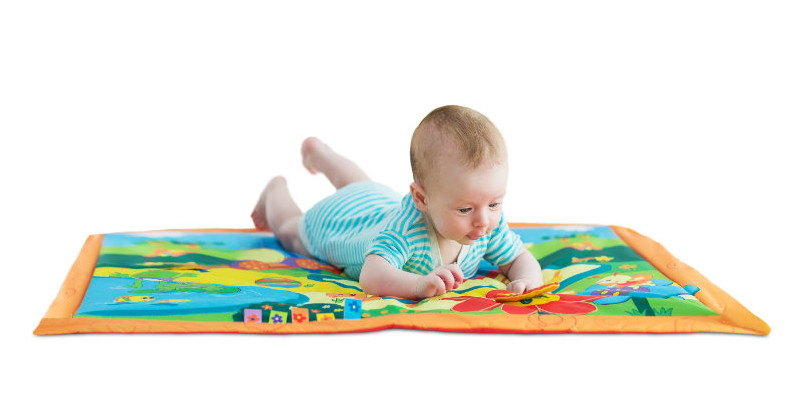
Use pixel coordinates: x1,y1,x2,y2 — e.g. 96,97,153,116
449,218,468,236
490,215,502,231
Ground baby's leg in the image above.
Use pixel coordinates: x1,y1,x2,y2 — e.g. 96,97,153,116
251,176,310,257
302,137,370,189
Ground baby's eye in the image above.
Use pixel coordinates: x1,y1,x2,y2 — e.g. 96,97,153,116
489,202,501,210
457,208,472,214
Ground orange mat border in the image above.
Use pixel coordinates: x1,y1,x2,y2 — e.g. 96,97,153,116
34,225,770,335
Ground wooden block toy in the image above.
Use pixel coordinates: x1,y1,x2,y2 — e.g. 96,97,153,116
268,310,289,324
290,307,309,323
316,313,335,321
244,309,262,323
343,298,362,320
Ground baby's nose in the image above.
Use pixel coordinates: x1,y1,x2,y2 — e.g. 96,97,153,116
473,210,489,227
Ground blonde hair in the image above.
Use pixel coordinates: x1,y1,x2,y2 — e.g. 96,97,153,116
410,105,507,185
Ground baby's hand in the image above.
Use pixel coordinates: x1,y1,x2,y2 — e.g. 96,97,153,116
415,263,464,298
507,277,545,294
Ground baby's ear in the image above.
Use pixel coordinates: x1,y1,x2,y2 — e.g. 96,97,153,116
409,182,428,212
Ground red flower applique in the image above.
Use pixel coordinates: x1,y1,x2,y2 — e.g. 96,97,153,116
443,289,606,315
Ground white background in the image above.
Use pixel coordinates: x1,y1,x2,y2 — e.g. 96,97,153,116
2,1,798,398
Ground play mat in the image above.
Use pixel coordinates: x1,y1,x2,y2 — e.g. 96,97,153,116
34,224,769,335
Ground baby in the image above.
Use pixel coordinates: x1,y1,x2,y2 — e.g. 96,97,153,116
251,105,543,299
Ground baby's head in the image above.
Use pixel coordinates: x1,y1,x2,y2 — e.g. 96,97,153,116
409,105,509,245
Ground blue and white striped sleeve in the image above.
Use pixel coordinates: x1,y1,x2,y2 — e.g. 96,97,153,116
368,229,410,269
482,213,523,267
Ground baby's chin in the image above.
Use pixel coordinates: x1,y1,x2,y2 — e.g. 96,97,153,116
441,231,488,245
456,236,480,245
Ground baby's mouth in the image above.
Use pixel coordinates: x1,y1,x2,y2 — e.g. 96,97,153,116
467,231,485,240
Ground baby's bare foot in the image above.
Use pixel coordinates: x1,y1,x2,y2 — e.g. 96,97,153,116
251,185,270,231
251,176,286,231
301,137,331,175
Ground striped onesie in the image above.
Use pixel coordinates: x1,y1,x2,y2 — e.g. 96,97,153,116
297,181,524,280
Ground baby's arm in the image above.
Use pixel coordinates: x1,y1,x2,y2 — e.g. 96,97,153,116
499,250,544,293
360,254,464,299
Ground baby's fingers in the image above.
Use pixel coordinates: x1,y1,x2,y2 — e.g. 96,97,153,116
507,280,526,294
435,269,456,291
416,275,446,298
431,275,446,296
444,263,465,285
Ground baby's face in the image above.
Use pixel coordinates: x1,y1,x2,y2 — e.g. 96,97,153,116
412,154,508,245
